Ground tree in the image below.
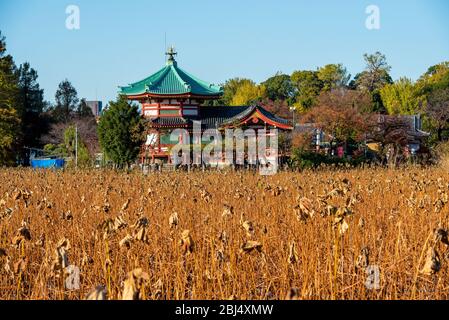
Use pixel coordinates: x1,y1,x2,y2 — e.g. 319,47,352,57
16,63,45,114
261,73,294,103
380,77,423,115
77,98,94,118
64,125,91,167
291,130,314,151
415,62,449,96
216,78,254,106
0,31,19,111
260,98,293,120
419,62,449,85
43,143,68,157
16,62,50,160
317,88,372,114
415,61,449,144
351,52,393,113
317,64,350,92
0,31,21,165
97,96,144,167
40,115,99,158
291,70,323,112
230,81,266,106
53,79,79,122
366,115,417,166
0,107,21,165
425,88,449,142
301,89,371,150
43,125,91,167
71,116,99,156
353,52,393,92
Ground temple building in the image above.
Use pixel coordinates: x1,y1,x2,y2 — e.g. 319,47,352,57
119,48,292,165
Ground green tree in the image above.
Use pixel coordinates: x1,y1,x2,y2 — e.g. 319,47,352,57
16,62,50,156
97,96,144,167
0,108,20,165
351,52,393,113
261,73,294,103
420,61,449,85
64,125,90,167
53,79,79,123
231,81,266,106
291,70,323,112
0,31,18,111
415,61,449,144
77,98,94,118
43,143,68,157
352,52,393,92
317,64,350,91
0,31,21,165
380,77,423,115
415,62,449,95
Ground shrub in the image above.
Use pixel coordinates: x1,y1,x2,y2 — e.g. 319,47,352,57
289,148,368,170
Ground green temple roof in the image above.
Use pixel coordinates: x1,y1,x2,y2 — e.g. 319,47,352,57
120,48,223,97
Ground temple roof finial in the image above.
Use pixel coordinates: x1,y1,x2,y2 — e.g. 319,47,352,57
166,46,177,65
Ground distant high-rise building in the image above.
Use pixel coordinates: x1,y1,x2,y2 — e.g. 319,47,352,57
86,101,103,117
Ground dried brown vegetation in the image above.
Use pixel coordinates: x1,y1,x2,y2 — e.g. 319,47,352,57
1,167,449,299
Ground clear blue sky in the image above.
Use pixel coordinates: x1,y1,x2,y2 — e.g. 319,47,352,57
1,0,448,105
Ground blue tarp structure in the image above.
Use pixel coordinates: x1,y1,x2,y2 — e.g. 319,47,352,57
30,158,65,169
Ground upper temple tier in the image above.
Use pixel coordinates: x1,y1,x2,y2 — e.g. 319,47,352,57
119,47,223,100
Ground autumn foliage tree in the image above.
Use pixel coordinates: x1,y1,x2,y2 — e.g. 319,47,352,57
300,89,371,149
260,98,292,120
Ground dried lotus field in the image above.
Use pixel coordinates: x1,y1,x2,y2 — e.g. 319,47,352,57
1,167,449,300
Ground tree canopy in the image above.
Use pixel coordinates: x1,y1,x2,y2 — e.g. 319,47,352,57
97,96,144,167
261,73,294,103
380,77,423,115
230,80,266,106
425,88,449,142
219,78,254,106
291,70,323,112
317,64,350,92
0,31,21,165
77,98,94,118
300,89,370,145
16,62,49,154
352,52,393,93
53,79,79,123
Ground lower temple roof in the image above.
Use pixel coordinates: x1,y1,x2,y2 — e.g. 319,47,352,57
145,105,292,130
